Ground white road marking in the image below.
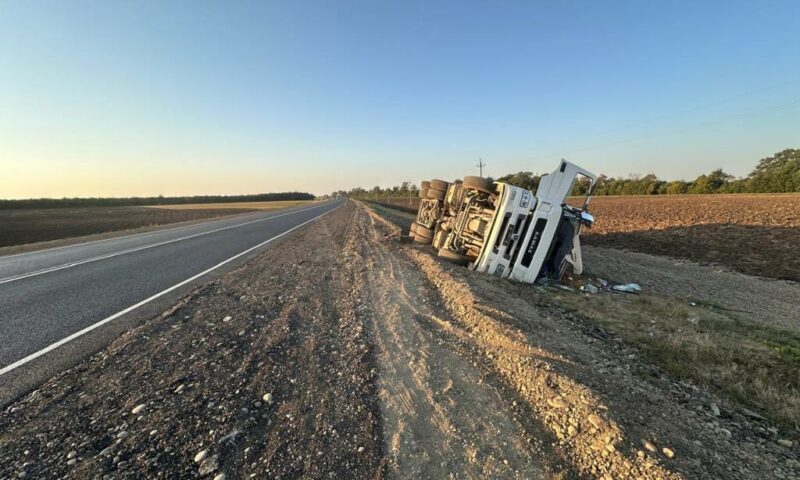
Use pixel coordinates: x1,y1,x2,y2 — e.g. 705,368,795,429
0,202,341,376
0,208,269,260
0,202,332,285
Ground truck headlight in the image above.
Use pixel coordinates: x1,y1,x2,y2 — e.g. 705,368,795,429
520,191,531,208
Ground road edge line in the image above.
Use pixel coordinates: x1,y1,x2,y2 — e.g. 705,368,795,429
0,201,342,377
0,202,333,285
0,201,324,260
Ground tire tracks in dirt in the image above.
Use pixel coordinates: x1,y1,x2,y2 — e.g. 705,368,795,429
358,204,678,480
361,201,799,480
353,206,569,479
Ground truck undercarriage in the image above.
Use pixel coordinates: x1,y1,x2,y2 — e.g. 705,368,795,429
410,160,597,284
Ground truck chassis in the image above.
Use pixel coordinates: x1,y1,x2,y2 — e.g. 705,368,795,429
411,160,597,284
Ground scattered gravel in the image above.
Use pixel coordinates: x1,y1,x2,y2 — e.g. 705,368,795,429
2,202,798,479
194,449,208,463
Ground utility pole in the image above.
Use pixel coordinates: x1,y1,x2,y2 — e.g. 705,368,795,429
477,158,486,177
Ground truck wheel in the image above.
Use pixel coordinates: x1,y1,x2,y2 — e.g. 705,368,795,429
427,188,446,200
415,225,434,243
437,248,470,266
430,179,450,191
419,181,430,199
463,176,494,194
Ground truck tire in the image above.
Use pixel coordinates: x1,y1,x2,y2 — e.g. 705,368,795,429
427,188,446,200
419,181,430,199
414,225,434,243
437,248,470,266
463,176,494,194
430,179,450,191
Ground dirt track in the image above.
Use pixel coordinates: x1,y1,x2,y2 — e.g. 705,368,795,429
1,201,798,479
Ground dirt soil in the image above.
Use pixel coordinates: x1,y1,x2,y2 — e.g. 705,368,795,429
582,194,800,282
1,201,798,479
0,206,257,249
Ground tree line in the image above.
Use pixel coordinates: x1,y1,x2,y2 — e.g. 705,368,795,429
330,182,419,200
0,192,316,210
335,148,799,199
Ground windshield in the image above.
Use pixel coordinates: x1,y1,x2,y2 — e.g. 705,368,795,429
565,173,595,209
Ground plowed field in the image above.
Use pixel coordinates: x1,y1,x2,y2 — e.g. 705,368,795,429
0,207,254,248
582,194,800,281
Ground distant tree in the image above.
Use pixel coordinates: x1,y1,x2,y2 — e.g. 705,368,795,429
663,180,691,194
707,168,734,190
747,148,800,192
688,168,733,194
571,176,594,196
495,171,541,191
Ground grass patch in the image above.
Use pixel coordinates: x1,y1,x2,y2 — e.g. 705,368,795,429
551,292,800,428
363,202,416,230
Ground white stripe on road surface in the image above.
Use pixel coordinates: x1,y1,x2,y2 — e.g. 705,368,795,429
0,209,270,260
0,202,332,285
0,202,341,376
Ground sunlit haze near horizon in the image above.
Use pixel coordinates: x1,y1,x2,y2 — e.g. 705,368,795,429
1,1,799,199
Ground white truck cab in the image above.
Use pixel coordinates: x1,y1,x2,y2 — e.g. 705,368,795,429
413,160,597,284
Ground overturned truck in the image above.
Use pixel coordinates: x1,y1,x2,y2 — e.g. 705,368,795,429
410,160,597,284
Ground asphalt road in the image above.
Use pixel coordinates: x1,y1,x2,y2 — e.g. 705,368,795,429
0,199,343,402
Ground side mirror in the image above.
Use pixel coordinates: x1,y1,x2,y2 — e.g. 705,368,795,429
580,211,594,227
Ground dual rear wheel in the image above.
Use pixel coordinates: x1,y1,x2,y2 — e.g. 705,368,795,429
437,248,470,266
409,222,418,238
413,224,434,244
419,181,430,199
462,176,494,194
425,179,450,201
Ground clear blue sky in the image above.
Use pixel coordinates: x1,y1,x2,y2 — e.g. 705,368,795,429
1,0,799,197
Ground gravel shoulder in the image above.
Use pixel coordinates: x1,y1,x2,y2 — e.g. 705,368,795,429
0,202,383,479
1,201,798,479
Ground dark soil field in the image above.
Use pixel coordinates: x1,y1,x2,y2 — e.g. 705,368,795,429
0,207,256,248
583,193,800,282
